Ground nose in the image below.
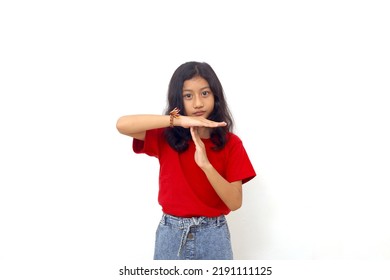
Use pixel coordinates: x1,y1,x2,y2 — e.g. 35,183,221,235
193,94,204,109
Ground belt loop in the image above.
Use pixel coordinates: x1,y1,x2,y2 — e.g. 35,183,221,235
160,214,167,225
217,215,221,227
179,217,184,229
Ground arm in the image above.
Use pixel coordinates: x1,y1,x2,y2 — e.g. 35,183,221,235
203,167,243,211
116,115,170,140
116,114,227,140
190,127,243,211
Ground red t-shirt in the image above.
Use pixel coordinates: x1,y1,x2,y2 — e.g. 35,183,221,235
133,128,256,217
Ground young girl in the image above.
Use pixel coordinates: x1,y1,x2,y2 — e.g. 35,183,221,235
116,61,256,260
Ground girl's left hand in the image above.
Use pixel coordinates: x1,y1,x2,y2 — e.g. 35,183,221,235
190,127,211,169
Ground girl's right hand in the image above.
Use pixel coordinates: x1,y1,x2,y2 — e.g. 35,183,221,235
175,115,227,128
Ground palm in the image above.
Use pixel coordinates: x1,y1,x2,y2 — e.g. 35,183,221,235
190,127,210,168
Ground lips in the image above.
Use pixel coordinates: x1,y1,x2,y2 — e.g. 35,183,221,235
193,111,206,116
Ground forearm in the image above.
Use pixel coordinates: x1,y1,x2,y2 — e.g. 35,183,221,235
116,114,170,136
202,164,243,211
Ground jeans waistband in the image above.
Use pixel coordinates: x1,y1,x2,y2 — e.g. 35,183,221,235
159,213,227,257
160,213,226,228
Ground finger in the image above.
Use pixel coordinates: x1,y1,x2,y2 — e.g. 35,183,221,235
190,127,201,147
204,120,227,127
190,126,197,142
214,121,227,126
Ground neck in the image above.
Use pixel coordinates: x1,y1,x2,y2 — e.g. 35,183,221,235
198,127,211,139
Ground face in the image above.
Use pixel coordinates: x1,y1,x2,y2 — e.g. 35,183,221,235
182,76,215,118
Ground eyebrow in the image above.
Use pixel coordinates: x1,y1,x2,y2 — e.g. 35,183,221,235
182,86,211,92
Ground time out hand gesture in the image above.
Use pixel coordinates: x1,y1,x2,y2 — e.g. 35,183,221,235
190,127,212,169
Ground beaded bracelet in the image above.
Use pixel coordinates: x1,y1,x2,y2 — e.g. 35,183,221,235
169,107,180,128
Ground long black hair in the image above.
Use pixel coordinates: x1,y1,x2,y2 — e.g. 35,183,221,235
164,61,234,152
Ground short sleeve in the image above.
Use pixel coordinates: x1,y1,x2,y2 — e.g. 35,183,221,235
132,129,164,158
225,135,256,184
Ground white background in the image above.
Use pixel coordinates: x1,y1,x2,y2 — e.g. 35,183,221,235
1,0,389,279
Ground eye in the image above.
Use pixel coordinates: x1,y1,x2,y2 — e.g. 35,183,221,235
183,93,193,100
201,91,209,96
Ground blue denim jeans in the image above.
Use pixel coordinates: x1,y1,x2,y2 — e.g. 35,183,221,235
154,213,233,260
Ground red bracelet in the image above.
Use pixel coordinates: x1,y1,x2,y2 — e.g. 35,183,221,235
169,107,180,128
